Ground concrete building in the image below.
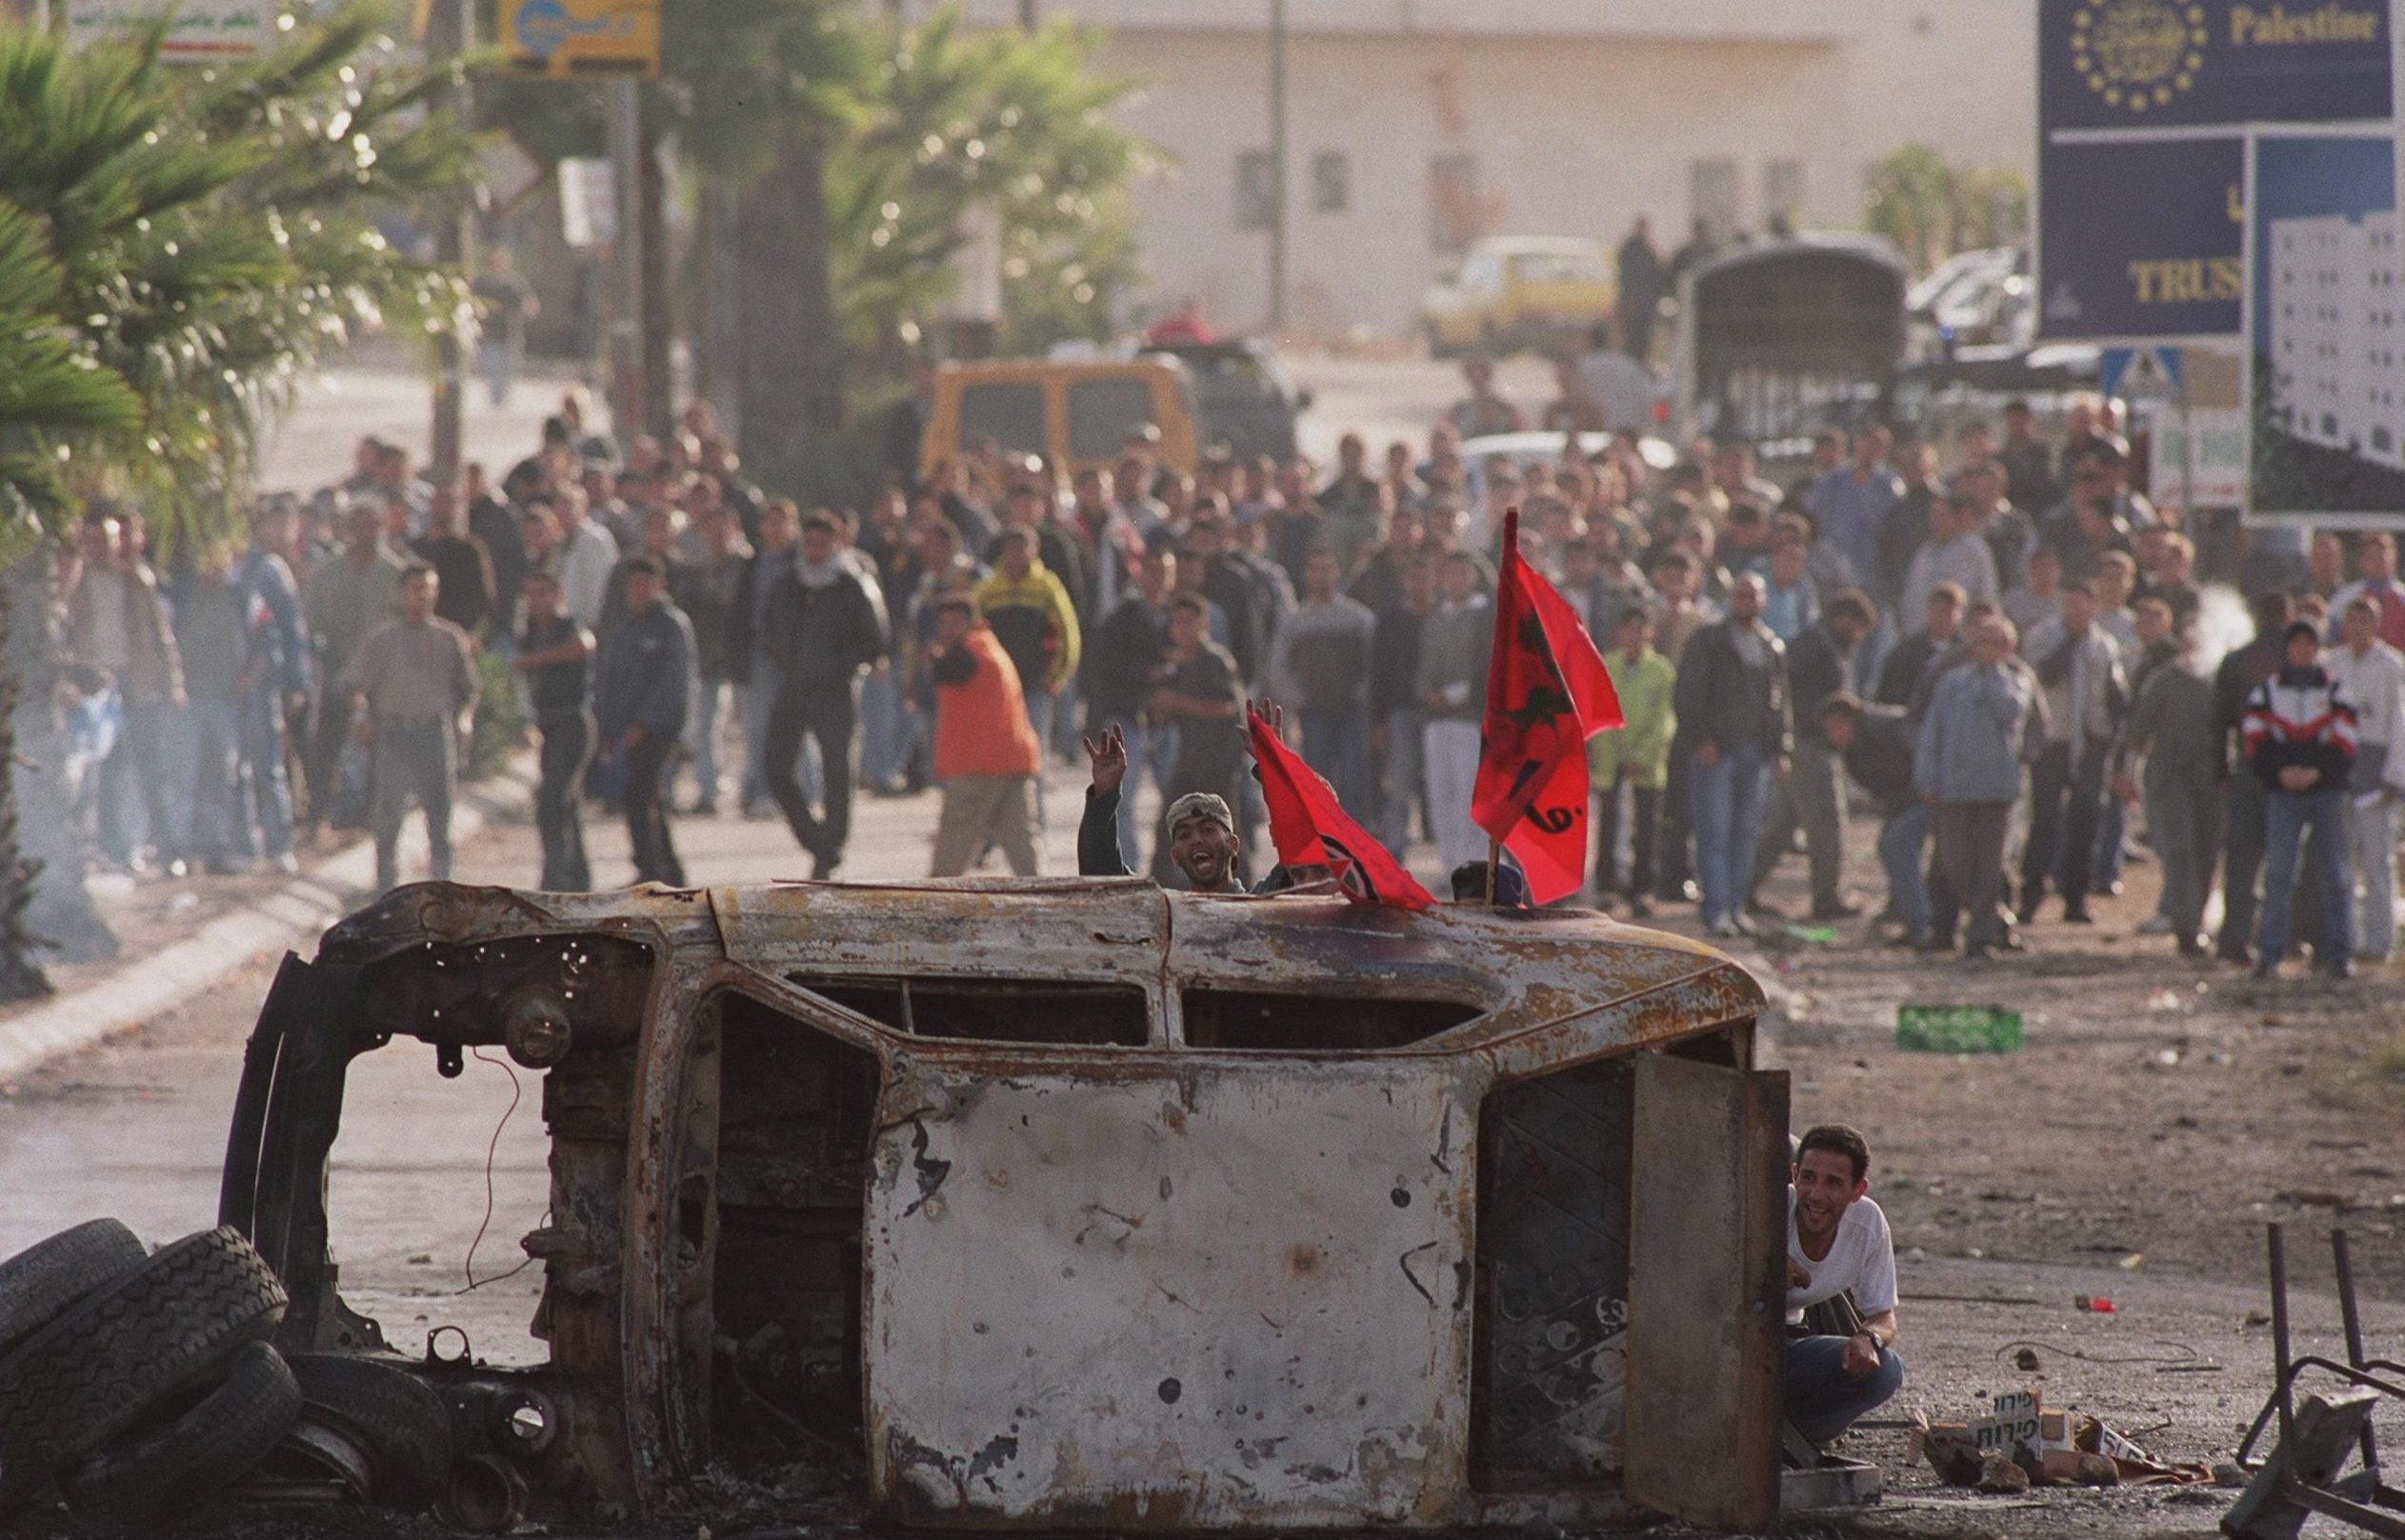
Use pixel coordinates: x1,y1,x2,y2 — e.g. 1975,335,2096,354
2270,213,2403,470
949,0,2034,337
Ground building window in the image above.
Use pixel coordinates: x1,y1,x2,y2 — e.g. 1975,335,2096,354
1763,159,1804,232
1311,150,1350,214
1234,149,1274,232
1691,158,1739,243
1429,152,1481,256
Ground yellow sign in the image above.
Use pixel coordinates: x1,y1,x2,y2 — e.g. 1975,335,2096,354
502,0,657,79
2070,0,2209,114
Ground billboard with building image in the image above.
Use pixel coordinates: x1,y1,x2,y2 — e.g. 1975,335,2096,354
2243,125,2405,525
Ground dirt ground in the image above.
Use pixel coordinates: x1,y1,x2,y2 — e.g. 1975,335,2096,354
1726,810,2405,1534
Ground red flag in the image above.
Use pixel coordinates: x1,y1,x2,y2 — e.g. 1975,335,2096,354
1471,509,1623,905
1247,710,1435,911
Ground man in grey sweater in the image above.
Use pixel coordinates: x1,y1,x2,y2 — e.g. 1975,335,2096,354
1915,615,2044,958
1268,547,1378,813
344,563,480,893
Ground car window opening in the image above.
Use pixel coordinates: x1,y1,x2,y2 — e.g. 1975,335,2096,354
1180,990,1480,1051
789,974,1152,1049
709,992,881,1472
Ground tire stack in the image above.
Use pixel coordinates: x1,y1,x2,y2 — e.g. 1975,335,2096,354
0,1221,294,1531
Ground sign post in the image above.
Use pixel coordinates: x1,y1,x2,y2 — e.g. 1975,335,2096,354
67,0,272,58
2036,0,2395,523
500,0,659,80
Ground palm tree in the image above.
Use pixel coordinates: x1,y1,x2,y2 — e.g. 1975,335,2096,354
0,9,472,993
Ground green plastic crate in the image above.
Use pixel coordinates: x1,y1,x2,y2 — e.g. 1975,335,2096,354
1895,1003,2023,1054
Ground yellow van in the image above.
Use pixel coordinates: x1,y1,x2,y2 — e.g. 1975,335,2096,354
1423,236,1618,358
919,357,1199,478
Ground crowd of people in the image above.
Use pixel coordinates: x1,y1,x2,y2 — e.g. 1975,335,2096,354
21,370,2403,984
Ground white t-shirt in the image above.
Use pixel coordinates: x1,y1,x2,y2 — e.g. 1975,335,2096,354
1785,1186,1897,1326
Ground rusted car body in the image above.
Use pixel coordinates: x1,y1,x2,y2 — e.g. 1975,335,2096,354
220,877,1791,1530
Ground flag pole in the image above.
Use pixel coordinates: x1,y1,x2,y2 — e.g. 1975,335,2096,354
1486,506,1519,908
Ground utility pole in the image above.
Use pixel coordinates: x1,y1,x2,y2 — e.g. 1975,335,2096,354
607,80,652,442
427,0,473,485
1266,0,1287,333
635,88,673,442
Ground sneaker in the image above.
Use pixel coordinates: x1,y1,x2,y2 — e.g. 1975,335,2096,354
2134,914,2175,935
2176,933,2207,959
2321,958,2357,981
1809,897,1864,921
2251,958,2279,981
1624,894,1654,920
269,852,301,875
2061,903,2094,925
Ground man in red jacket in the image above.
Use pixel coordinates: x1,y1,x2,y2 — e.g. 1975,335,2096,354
926,595,1043,877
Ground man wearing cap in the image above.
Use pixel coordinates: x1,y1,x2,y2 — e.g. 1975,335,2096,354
1079,723,1246,893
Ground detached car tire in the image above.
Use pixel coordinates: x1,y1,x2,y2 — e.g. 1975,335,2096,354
0,1219,149,1358
286,1352,456,1505
0,1227,287,1515
64,1340,301,1531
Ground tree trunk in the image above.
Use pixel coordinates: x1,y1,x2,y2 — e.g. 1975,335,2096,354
0,576,55,1001
693,181,744,445
732,129,845,497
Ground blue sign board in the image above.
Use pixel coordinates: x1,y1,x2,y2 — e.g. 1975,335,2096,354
2037,134,2247,340
2040,0,2392,132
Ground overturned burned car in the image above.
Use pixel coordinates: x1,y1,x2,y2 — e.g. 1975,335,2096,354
222,876,1794,1530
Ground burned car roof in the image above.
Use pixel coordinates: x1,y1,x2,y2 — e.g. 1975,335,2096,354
318,876,1764,1061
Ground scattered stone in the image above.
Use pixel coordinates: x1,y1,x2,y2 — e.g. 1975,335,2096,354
1975,1452,2031,1492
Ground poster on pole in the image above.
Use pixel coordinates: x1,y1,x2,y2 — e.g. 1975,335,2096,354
67,0,274,59
2037,134,2247,341
2242,126,2405,527
501,0,659,80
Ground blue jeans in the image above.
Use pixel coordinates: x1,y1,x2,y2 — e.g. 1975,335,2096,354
859,666,907,790
1025,690,1057,830
1878,802,1934,942
1785,1334,1905,1446
1299,704,1371,816
686,678,731,809
186,698,244,862
2260,786,2352,966
238,689,294,860
1691,742,1770,929
1376,706,1425,857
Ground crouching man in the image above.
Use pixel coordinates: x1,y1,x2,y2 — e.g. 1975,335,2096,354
1786,1124,1904,1447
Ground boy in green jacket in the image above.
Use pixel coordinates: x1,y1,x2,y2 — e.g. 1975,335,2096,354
1591,607,1677,915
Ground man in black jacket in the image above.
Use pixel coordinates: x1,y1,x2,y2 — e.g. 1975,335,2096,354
1080,547,1178,867
1674,572,1792,937
2212,590,2292,964
592,558,693,888
1748,590,1874,919
759,510,890,877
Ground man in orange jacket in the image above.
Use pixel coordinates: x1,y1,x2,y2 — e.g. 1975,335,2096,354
926,595,1044,877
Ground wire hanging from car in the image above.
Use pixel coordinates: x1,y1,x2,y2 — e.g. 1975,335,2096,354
462,1046,537,1291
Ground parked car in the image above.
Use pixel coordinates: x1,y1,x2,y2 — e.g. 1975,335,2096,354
1143,337,1312,462
920,357,1200,477
1905,245,2033,362
210,875,1798,1530
1423,237,1617,359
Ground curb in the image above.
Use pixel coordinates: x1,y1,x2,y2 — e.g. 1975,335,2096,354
0,759,536,1084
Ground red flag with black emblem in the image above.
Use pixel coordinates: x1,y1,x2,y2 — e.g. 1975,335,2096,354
1471,509,1623,904
1247,709,1435,911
